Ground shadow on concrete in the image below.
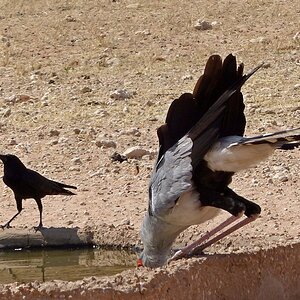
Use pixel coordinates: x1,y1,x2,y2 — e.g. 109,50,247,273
0,226,94,249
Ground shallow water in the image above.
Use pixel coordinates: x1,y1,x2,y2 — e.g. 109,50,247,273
0,247,137,284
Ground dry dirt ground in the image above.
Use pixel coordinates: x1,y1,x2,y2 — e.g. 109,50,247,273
0,0,299,298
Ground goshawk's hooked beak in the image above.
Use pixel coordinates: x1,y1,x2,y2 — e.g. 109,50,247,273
137,258,143,267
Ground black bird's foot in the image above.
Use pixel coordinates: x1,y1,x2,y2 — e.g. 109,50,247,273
1,223,12,230
34,224,44,232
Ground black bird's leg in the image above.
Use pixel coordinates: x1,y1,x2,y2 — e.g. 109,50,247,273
1,211,21,229
34,198,43,230
1,197,23,229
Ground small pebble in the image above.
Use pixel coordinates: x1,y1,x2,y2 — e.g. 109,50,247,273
74,128,81,134
2,108,11,117
194,20,213,30
65,15,76,22
110,89,133,100
72,157,82,165
49,129,60,137
123,146,150,159
95,140,117,148
181,74,193,80
293,31,300,41
81,87,92,93
8,138,17,145
17,95,31,103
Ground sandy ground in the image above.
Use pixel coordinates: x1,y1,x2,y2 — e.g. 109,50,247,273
0,0,299,298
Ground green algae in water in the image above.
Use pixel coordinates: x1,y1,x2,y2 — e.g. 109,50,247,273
0,247,137,283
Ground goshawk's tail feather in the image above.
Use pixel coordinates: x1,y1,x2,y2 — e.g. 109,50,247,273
228,127,300,148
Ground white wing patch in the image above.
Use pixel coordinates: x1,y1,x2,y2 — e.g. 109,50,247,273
204,136,275,172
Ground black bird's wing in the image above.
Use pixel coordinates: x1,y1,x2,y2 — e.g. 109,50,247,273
19,169,77,198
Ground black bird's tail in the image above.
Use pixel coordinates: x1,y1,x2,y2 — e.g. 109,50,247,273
50,180,77,195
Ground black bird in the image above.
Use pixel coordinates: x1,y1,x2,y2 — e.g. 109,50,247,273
138,54,300,267
0,154,77,229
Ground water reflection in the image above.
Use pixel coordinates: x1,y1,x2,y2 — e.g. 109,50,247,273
0,247,137,284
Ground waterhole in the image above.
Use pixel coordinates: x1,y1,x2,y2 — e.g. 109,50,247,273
0,247,137,284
